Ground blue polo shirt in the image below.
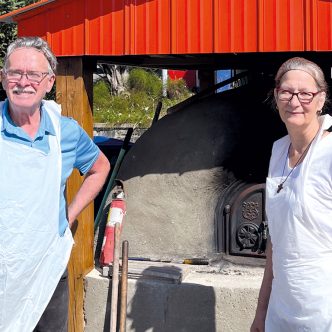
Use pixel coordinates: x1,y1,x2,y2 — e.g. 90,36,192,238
1,100,100,235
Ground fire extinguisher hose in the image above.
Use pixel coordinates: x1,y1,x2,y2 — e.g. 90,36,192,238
94,128,133,233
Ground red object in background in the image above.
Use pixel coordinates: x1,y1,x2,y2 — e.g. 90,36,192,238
168,70,186,80
99,197,126,266
168,70,197,90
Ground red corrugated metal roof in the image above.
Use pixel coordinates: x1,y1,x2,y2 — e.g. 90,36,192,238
0,0,332,57
0,0,56,23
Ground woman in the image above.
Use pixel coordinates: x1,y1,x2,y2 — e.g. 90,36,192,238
251,57,332,331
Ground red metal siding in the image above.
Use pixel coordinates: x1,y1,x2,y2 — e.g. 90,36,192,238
214,0,258,53
17,0,85,55
170,0,214,53
3,0,332,56
316,0,332,51
258,0,305,51
48,0,85,55
86,1,124,55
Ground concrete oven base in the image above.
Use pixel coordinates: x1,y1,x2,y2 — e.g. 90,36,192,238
84,261,263,332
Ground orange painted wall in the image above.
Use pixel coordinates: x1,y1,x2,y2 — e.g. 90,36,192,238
6,0,332,57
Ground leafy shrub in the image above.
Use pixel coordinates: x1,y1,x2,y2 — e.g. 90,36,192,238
93,69,193,127
167,78,192,100
128,68,163,99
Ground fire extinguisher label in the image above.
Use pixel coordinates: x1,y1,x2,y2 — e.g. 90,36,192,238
107,207,124,225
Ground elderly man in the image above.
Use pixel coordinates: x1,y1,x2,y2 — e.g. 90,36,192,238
0,37,110,331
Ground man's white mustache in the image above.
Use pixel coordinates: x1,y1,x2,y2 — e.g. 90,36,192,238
13,88,34,94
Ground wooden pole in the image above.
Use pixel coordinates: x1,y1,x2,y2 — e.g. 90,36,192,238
110,223,121,332
56,56,96,332
119,241,129,332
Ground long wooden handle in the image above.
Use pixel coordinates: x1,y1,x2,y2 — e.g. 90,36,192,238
110,223,121,332
119,240,129,332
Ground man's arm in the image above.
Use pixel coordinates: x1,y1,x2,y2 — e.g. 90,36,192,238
67,151,110,226
250,240,273,332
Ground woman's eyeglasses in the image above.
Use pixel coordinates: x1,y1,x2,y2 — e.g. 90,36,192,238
276,89,321,104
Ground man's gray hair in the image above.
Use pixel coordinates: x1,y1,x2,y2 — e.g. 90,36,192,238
4,36,57,74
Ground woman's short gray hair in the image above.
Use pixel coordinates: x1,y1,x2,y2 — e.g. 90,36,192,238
3,36,57,74
275,57,328,93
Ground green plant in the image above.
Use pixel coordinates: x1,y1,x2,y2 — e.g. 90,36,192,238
167,78,191,100
128,68,162,99
93,70,193,127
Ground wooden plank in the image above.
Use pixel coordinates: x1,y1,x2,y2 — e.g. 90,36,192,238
56,56,96,332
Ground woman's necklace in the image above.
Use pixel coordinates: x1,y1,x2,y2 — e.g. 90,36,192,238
276,133,318,194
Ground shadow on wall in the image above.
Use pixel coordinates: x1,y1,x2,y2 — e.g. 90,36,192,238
117,78,286,184
102,266,216,332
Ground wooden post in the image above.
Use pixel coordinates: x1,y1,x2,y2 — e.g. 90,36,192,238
198,70,216,92
56,56,96,332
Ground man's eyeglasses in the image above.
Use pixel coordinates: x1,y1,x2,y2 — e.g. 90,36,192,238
3,70,50,84
276,89,321,104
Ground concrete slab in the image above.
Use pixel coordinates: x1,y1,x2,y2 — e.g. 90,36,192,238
84,262,264,332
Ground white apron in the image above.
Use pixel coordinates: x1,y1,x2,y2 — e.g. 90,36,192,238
0,100,74,332
266,114,332,332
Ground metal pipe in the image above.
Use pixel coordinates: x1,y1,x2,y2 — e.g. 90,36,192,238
151,100,162,125
225,204,231,255
162,69,168,97
119,240,129,332
110,223,121,332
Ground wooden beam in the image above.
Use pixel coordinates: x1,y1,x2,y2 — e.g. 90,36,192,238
198,70,216,91
56,56,96,332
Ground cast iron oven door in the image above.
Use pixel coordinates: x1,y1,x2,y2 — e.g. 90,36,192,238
223,184,267,257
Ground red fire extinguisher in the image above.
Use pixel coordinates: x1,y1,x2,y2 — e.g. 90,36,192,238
99,180,126,266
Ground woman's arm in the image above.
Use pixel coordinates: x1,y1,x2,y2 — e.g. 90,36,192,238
250,240,273,332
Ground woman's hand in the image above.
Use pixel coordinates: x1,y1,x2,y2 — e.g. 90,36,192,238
250,242,273,332
250,313,265,332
